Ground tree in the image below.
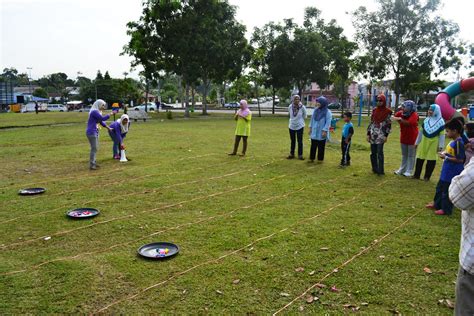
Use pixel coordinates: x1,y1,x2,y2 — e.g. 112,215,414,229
96,71,104,80
124,0,250,116
33,88,48,99
353,0,469,106
104,71,111,80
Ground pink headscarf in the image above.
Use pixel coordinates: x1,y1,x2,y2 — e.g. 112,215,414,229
237,99,250,118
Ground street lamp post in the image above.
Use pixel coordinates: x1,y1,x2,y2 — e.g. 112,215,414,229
27,67,33,100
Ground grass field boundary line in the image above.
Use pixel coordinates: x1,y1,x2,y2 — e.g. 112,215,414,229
1,187,309,276
92,179,389,313
272,207,423,315
0,159,253,225
0,158,236,210
0,174,286,250
0,153,217,191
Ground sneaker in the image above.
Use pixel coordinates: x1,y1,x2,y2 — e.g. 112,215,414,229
425,202,435,209
339,164,346,168
434,209,447,215
239,153,246,157
228,152,237,156
114,155,120,160
298,156,305,160
411,176,420,180
403,172,411,177
287,155,295,159
90,165,97,170
394,170,403,175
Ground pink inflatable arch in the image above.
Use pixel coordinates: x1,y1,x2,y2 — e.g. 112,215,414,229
435,77,474,121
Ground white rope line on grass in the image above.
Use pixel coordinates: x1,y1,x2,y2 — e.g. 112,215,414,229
0,174,286,250
0,159,249,225
0,153,217,191
92,179,389,313
272,207,424,315
0,158,235,210
1,187,307,276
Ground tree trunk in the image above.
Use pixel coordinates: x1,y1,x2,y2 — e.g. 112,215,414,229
202,78,210,116
191,84,196,108
178,76,184,109
394,72,400,109
256,84,261,117
184,83,190,118
145,81,149,112
272,87,276,115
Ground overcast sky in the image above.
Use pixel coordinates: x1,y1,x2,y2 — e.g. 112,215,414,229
1,0,473,81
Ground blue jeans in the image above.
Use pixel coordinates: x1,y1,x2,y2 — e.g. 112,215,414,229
434,180,453,214
108,132,120,157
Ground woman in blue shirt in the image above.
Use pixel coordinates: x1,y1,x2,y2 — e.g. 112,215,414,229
308,96,332,162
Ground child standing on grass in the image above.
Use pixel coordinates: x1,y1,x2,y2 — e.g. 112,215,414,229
340,112,354,167
449,157,474,315
393,100,419,177
413,104,445,181
308,96,332,163
426,119,465,216
86,99,113,170
108,114,130,159
229,100,251,157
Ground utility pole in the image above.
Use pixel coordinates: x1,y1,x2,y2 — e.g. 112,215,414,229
27,67,33,100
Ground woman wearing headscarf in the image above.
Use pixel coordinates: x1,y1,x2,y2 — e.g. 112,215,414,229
287,95,307,160
86,99,113,170
393,100,419,176
412,104,445,181
108,114,130,159
367,94,392,175
308,96,332,162
228,100,252,156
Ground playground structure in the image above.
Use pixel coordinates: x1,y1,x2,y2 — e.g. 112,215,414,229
435,77,474,121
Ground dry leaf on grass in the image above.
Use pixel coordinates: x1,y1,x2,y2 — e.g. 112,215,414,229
232,279,240,284
280,292,290,297
309,270,316,276
216,290,223,295
438,299,454,309
295,267,305,273
315,283,327,289
330,286,341,292
423,267,432,274
320,247,329,251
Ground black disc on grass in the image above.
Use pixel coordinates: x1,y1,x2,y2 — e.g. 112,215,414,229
18,188,46,196
138,242,179,260
66,208,100,219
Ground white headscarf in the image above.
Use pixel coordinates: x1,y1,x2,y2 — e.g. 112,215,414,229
118,114,129,133
90,99,106,114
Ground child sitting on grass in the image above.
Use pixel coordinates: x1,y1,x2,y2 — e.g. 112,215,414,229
426,119,466,215
339,112,354,167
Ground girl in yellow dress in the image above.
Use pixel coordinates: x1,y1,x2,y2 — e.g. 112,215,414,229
228,99,252,156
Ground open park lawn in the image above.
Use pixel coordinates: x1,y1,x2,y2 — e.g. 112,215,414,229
0,112,459,314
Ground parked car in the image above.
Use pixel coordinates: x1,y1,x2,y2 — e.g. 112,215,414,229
258,97,266,103
328,102,341,110
250,98,258,104
20,103,47,113
223,102,239,108
47,104,68,112
132,103,156,111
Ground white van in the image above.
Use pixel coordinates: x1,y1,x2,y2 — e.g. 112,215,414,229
47,104,68,112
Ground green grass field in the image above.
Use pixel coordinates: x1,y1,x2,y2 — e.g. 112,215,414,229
0,111,460,314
